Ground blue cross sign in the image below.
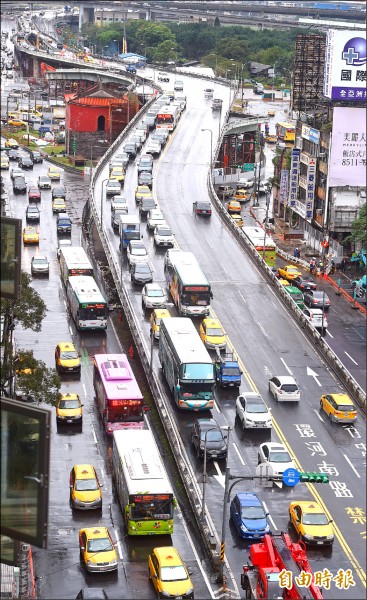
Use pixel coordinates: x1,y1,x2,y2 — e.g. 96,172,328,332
282,468,301,487
342,47,359,65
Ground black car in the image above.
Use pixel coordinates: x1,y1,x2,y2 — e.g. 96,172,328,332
29,150,43,163
303,289,331,310
191,418,228,460
138,171,153,188
13,176,27,194
193,200,212,216
139,197,157,218
7,149,19,161
130,262,153,285
52,186,66,200
19,156,34,170
26,204,40,222
292,276,317,292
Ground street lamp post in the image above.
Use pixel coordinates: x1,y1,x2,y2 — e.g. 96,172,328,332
201,426,230,524
271,61,279,102
262,192,271,262
201,128,213,173
100,178,109,230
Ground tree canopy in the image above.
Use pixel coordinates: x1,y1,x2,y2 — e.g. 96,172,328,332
344,203,367,248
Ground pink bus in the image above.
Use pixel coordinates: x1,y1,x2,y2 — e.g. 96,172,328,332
93,354,145,435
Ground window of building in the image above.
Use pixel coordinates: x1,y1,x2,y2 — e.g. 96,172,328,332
97,115,105,131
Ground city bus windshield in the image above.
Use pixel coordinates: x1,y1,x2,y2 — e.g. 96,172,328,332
181,363,214,380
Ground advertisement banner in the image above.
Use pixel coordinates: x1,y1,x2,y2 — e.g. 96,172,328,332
329,107,366,187
301,125,320,144
280,170,289,205
324,29,366,101
305,158,316,222
288,149,300,207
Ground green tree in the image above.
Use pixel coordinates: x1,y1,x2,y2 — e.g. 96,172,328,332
14,350,61,405
344,203,367,247
1,272,47,397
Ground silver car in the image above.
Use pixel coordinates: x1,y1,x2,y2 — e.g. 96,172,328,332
142,283,168,310
31,255,49,276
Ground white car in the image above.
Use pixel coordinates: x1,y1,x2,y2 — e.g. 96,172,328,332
303,307,328,331
145,141,161,157
237,177,254,189
142,283,168,310
106,179,121,196
127,240,149,266
236,393,272,430
154,223,174,247
111,195,128,212
268,376,300,402
147,209,165,231
57,237,72,259
164,248,182,269
37,175,51,189
258,442,295,478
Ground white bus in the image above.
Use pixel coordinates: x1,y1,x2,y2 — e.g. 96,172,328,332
112,429,175,536
164,250,212,316
241,226,276,267
156,104,180,131
66,275,108,331
59,246,94,285
158,317,215,411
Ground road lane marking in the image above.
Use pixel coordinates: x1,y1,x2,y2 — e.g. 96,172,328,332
257,321,268,338
344,351,358,365
90,423,98,444
343,453,361,478
237,289,247,304
313,408,325,422
326,329,334,338
232,442,245,465
114,529,123,560
82,383,87,398
213,399,220,414
263,502,277,530
69,325,73,336
280,357,293,375
213,461,223,478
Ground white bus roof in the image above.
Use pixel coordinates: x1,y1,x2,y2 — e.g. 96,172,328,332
161,317,213,365
68,276,106,303
113,430,173,496
169,251,210,287
60,246,92,268
119,214,140,225
242,226,275,247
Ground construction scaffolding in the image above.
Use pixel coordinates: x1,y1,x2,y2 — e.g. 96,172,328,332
291,34,328,121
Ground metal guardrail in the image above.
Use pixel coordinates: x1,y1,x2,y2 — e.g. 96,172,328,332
88,86,221,564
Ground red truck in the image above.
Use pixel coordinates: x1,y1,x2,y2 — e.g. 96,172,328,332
241,532,323,599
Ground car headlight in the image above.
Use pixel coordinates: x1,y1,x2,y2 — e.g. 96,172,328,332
184,588,194,597
241,524,248,532
87,560,95,566
246,418,254,424
303,533,313,540
326,535,334,540
160,592,171,597
108,559,118,566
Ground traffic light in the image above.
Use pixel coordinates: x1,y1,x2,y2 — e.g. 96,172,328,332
299,472,329,484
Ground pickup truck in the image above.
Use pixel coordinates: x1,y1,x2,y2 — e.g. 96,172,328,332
214,350,242,388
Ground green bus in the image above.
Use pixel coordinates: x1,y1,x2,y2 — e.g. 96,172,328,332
112,429,175,535
284,285,304,309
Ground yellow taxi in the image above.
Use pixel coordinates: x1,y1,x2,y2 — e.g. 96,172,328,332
23,226,39,245
199,318,226,351
278,278,290,286
52,197,67,213
234,188,250,202
109,167,125,184
5,138,19,149
266,134,277,143
8,119,27,127
70,464,102,510
230,214,244,227
150,308,171,340
148,547,194,599
55,342,81,375
135,185,151,203
278,264,302,281
289,501,334,545
47,166,61,180
320,393,357,423
79,527,118,573
227,199,241,214
267,109,276,117
1,156,9,169
56,392,83,425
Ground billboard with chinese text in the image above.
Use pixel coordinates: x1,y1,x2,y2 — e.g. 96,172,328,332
329,107,366,187
288,149,300,208
324,30,366,101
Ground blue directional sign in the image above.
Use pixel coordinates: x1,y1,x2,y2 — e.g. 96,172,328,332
282,468,301,487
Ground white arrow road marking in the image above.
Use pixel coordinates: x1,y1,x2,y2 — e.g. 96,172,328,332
307,366,322,386
213,461,225,488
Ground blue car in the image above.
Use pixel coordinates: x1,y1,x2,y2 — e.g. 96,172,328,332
230,492,270,539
